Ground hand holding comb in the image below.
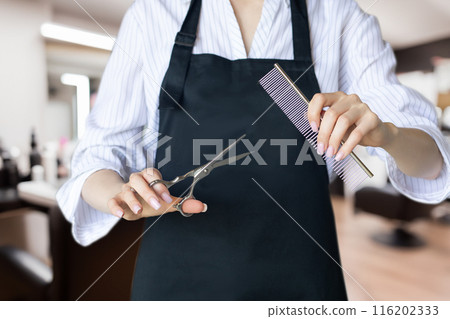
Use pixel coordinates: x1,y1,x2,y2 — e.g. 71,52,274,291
259,63,373,191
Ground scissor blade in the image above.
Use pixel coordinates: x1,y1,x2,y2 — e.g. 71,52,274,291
193,134,247,177
211,152,251,169
213,134,246,161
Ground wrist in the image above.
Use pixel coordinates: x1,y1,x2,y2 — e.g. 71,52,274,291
380,122,400,152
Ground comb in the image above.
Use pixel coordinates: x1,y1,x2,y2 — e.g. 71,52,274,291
259,63,373,191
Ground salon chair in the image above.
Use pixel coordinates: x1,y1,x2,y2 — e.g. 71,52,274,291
0,246,51,300
354,183,438,248
0,207,144,300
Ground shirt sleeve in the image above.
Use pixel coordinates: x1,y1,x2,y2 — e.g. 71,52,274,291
56,3,154,246
338,1,450,203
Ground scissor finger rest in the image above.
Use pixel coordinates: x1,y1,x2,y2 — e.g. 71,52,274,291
148,179,194,217
173,197,194,217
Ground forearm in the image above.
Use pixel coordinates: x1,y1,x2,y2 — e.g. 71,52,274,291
381,123,444,180
81,169,125,214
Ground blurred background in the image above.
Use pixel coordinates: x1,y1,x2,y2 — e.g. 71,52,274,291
0,0,449,301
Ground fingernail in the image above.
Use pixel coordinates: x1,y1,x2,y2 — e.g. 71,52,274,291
114,210,124,218
202,203,208,213
161,192,173,204
132,205,141,214
326,145,334,158
335,152,344,161
310,121,318,133
149,197,161,210
317,142,325,155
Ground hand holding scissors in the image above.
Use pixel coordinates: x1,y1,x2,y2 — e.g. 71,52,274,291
108,134,248,220
149,134,249,217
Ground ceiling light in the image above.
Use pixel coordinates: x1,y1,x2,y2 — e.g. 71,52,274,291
41,22,114,51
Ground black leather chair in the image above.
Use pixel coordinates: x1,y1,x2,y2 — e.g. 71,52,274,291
0,246,52,300
354,184,439,247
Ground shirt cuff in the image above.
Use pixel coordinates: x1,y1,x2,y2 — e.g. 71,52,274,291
366,125,450,204
56,166,124,246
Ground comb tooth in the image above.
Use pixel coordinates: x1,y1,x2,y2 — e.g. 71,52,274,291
305,130,316,139
298,116,309,129
269,79,285,94
333,155,346,168
345,165,367,190
278,88,296,105
349,162,366,180
260,68,280,85
266,83,279,97
263,78,281,94
342,167,357,184
336,165,348,181
333,156,349,172
341,159,356,178
347,171,367,191
272,78,288,92
301,120,311,132
333,163,345,176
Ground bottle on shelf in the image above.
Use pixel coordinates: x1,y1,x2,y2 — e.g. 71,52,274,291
29,128,42,169
0,146,19,187
0,138,6,187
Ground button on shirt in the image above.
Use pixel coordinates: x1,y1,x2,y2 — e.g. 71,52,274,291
56,0,450,246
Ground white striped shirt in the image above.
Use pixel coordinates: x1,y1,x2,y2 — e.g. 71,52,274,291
56,0,450,246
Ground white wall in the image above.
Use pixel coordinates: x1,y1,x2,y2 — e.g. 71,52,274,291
0,0,51,169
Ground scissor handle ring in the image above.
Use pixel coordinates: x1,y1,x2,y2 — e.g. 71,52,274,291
174,197,194,217
149,179,193,217
149,179,173,188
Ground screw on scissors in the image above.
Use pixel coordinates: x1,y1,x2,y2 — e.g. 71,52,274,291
149,134,249,217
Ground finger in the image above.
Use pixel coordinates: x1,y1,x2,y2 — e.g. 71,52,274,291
181,198,208,214
122,186,143,214
142,168,173,204
308,92,345,133
335,114,378,160
107,198,125,218
328,107,365,156
153,197,206,215
129,173,162,210
316,99,352,156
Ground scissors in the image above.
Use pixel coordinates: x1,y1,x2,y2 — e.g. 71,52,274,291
149,134,249,217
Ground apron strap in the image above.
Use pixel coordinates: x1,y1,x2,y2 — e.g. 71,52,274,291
291,0,314,62
159,0,313,109
159,0,202,109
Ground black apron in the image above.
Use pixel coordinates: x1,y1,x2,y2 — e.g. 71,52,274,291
131,0,347,301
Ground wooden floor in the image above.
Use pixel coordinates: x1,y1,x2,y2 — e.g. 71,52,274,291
331,196,450,301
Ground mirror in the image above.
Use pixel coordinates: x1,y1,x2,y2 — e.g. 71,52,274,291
45,40,110,140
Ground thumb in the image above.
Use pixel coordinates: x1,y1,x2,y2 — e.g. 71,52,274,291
165,196,207,214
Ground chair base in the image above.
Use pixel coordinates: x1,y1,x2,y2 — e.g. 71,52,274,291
371,227,426,248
